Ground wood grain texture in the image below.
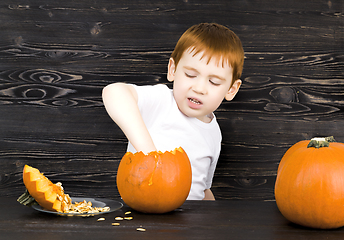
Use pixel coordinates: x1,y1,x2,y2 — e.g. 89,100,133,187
0,0,343,200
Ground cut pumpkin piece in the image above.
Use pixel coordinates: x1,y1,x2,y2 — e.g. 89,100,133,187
21,165,72,212
18,165,111,215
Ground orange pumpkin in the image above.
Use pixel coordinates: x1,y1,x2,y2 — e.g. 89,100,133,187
116,147,192,213
275,137,344,229
19,165,72,212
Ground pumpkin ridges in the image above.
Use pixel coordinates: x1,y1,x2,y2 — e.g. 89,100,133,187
23,168,39,192
33,178,53,192
275,146,306,226
278,147,327,227
33,183,59,210
277,140,308,174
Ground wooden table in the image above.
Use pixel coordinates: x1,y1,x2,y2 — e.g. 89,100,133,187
0,197,342,240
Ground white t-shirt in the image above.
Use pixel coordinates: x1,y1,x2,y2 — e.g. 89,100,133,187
127,84,221,200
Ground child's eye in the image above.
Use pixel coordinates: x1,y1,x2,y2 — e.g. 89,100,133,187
209,80,221,86
185,73,196,78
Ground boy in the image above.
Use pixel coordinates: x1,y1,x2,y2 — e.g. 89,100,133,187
102,23,244,200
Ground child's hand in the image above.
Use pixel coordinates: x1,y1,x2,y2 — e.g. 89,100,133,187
203,189,215,200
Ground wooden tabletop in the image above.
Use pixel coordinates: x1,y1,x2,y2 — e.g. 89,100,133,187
0,197,342,240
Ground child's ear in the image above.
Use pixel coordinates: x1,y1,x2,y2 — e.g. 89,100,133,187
167,58,176,82
225,79,242,101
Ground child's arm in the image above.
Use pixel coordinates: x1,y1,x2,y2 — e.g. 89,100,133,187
203,189,215,200
102,83,157,154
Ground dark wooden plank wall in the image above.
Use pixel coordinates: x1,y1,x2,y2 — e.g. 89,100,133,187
0,0,343,200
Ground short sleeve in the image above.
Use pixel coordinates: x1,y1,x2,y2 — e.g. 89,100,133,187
130,84,173,129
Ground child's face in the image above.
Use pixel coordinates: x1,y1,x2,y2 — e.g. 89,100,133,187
168,49,241,123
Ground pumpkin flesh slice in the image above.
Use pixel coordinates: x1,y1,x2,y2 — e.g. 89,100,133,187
35,188,58,211
23,165,68,212
20,165,110,214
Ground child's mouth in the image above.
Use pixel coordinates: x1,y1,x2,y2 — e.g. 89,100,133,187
188,98,201,105
187,98,203,109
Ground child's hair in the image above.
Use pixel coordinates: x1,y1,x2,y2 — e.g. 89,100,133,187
171,23,244,83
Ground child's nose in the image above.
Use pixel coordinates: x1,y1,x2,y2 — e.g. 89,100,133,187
192,80,207,94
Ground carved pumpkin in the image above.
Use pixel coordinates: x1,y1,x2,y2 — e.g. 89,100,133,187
20,165,71,212
116,147,192,213
275,137,344,229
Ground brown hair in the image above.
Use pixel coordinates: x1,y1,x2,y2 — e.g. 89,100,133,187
171,23,244,83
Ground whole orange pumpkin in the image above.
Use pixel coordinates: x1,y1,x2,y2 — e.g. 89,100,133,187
275,137,344,229
116,147,192,214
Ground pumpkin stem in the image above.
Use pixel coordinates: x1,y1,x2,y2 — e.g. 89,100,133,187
17,189,38,206
307,136,336,148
